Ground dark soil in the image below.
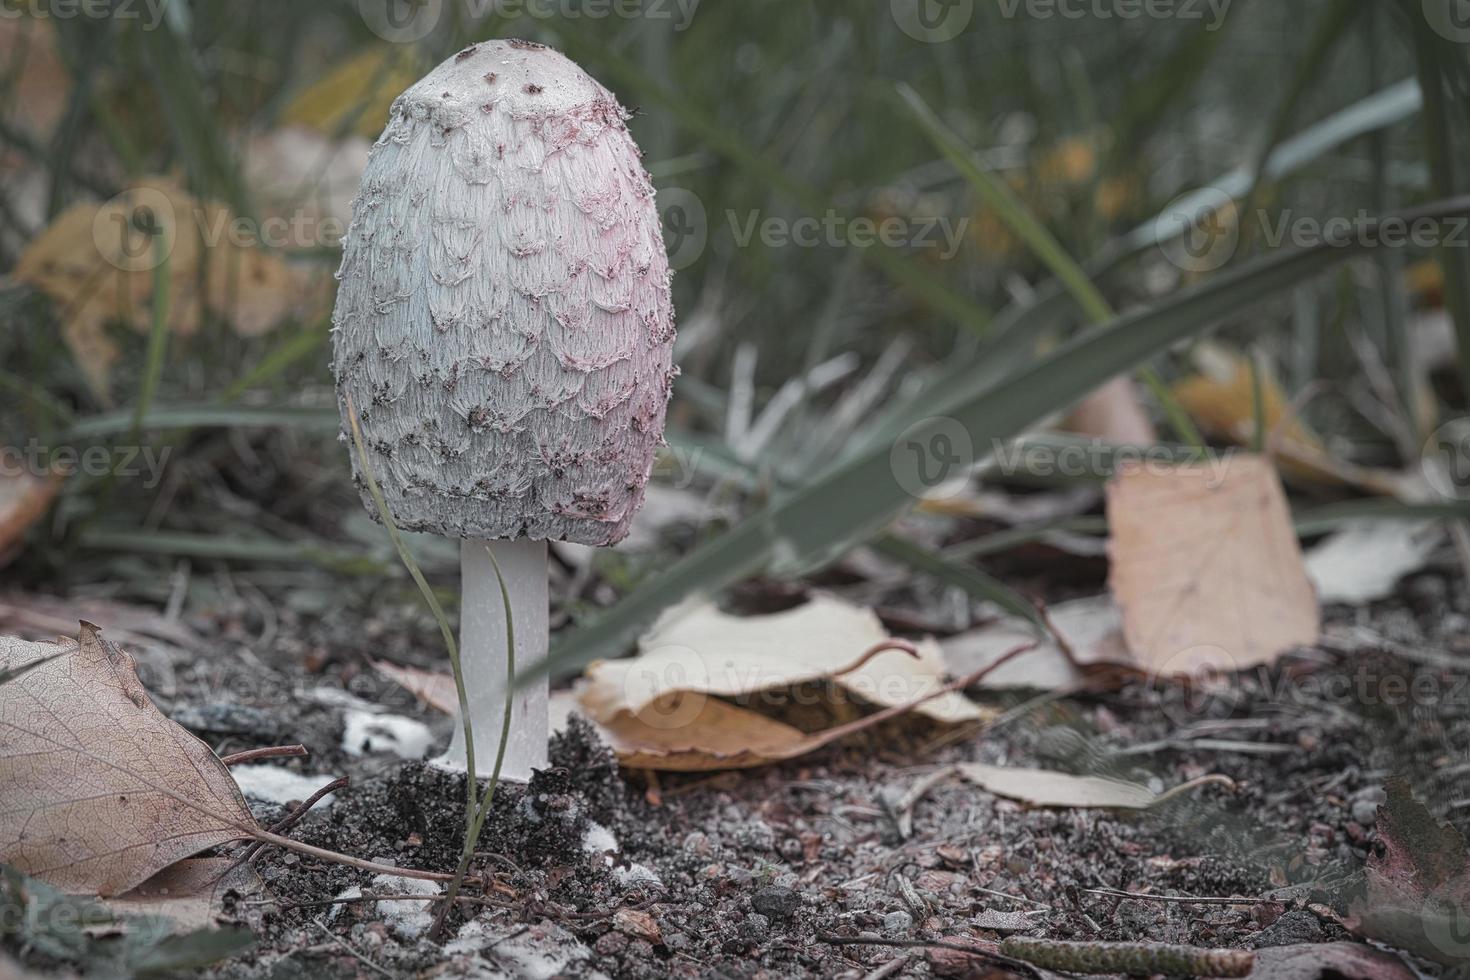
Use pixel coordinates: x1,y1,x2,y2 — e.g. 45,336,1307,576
8,559,1469,978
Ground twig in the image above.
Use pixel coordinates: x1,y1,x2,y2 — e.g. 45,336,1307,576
219,744,308,766
1152,773,1236,805
818,935,1035,976
859,955,910,980
832,638,920,678
999,936,1254,978
793,640,1039,756
1081,887,1283,907
312,918,397,979
255,892,516,912
230,776,352,872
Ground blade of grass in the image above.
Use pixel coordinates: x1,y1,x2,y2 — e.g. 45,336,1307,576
533,197,1470,682
898,83,1203,449
1408,16,1470,405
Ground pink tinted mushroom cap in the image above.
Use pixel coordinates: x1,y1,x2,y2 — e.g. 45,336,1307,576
332,39,677,546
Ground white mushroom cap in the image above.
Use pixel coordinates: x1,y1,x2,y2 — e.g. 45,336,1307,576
331,40,677,546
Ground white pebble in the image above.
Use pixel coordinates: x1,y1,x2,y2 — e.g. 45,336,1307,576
342,709,433,759
229,765,339,808
370,874,440,940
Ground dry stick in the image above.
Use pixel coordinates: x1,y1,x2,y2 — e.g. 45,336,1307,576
218,744,308,766
230,776,352,872
999,936,1254,978
1082,887,1283,907
312,917,396,980
831,638,920,677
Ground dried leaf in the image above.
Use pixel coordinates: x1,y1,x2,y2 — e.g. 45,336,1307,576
612,908,662,944
1351,779,1470,966
1305,521,1443,605
0,625,258,896
0,466,63,567
575,596,989,771
1172,347,1407,495
106,858,260,934
589,695,810,772
941,595,1127,690
585,595,983,724
1172,347,1322,455
1106,455,1320,677
1249,943,1417,979
956,763,1159,809
281,47,420,139
372,659,458,715
1065,376,1157,445
14,179,322,398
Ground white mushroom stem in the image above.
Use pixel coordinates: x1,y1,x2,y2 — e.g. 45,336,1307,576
434,538,549,783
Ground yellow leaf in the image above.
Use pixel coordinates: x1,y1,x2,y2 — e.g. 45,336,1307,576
281,46,420,139
15,179,321,399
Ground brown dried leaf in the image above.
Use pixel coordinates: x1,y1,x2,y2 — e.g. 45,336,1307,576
1106,455,1319,676
372,659,458,715
0,625,258,896
1065,375,1157,445
575,596,989,771
1351,779,1470,967
0,466,63,568
1249,942,1417,979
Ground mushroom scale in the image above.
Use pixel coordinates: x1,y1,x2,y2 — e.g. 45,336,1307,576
332,40,677,546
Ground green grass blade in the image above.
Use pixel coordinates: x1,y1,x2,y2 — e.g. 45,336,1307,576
897,83,1203,449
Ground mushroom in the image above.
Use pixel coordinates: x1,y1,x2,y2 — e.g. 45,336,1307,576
331,39,677,782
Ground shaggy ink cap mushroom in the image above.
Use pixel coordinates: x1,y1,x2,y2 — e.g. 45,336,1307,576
331,39,677,547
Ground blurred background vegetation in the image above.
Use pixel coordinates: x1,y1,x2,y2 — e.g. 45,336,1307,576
1,0,1467,658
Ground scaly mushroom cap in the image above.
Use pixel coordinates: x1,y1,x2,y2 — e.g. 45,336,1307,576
331,40,676,546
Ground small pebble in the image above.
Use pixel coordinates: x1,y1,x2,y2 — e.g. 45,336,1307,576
882,910,913,934
751,885,800,919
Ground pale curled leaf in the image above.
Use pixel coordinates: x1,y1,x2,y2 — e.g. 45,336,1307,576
0,625,258,896
582,595,983,725
1106,455,1320,676
573,596,991,771
956,764,1229,810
